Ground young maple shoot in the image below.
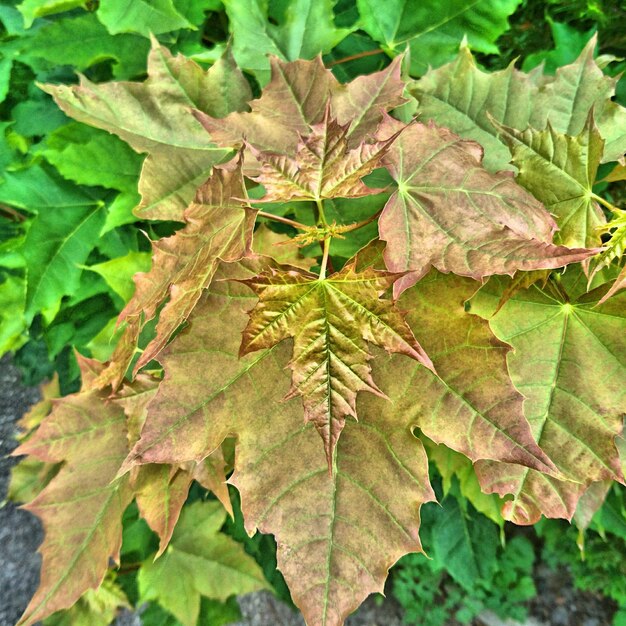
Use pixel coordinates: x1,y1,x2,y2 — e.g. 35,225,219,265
13,36,626,626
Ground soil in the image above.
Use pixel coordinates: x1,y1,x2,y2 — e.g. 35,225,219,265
0,356,618,626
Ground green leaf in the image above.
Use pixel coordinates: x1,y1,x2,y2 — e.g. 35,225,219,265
522,19,596,74
85,251,151,301
0,273,27,352
469,270,626,524
43,579,130,626
22,202,106,321
494,113,606,248
23,13,150,79
357,0,521,76
414,37,626,170
42,124,143,193
138,500,268,626
222,0,350,82
43,43,249,221
424,440,504,527
378,119,594,293
430,494,498,591
97,0,193,37
17,0,85,29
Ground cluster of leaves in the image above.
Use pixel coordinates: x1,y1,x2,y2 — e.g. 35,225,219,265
393,481,536,626
2,1,626,626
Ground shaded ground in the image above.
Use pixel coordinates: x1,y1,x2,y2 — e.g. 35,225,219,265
0,357,617,626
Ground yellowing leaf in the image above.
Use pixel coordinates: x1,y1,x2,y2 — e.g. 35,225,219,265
15,390,133,626
494,114,606,248
378,120,595,294
414,38,626,170
96,156,255,388
252,224,316,270
137,500,268,626
469,271,626,524
238,263,434,464
43,43,250,221
43,579,130,626
123,260,435,625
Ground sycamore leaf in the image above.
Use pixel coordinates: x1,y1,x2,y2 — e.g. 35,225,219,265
357,0,521,76
14,390,133,626
378,120,595,294
250,108,396,202
138,500,268,626
43,43,250,221
414,38,626,170
194,55,406,160
468,271,626,524
123,260,436,626
223,0,351,82
494,114,606,249
238,262,434,464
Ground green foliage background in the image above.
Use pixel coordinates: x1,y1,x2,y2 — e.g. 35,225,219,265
1,0,625,624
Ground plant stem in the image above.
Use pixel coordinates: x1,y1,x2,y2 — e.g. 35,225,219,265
327,48,385,67
341,209,383,233
319,237,331,280
256,210,310,231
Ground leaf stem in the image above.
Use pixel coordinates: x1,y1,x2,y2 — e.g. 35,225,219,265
315,198,328,227
591,192,621,214
327,48,385,67
257,210,310,231
0,203,26,222
319,237,331,280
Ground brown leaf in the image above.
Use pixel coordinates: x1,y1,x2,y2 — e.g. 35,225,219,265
15,391,133,626
378,120,596,294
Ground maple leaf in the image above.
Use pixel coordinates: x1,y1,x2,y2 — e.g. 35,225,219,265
43,42,251,221
121,260,436,626
95,155,255,388
249,108,396,203
414,37,626,171
494,113,606,249
14,389,133,626
122,259,569,625
193,55,406,158
468,270,626,524
238,262,434,464
378,119,596,294
138,500,268,626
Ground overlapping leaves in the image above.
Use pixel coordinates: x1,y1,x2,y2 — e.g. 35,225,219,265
6,17,626,626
